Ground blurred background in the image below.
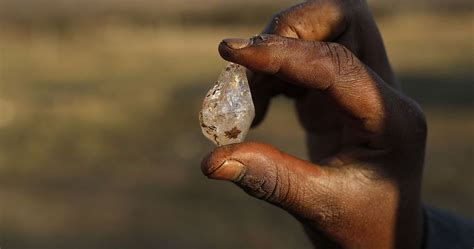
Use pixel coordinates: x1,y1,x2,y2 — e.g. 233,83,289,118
0,0,472,248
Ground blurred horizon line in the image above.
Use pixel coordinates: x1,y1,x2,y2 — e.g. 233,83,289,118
0,0,472,28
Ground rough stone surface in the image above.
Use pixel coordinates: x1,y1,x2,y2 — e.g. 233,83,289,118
199,63,255,146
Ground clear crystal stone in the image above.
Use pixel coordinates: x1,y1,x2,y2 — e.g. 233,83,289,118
199,63,255,146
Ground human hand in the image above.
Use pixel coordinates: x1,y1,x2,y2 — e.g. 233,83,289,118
202,1,427,248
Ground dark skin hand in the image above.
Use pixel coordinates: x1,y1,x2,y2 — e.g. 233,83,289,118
201,1,427,248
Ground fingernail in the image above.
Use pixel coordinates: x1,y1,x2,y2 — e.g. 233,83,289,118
222,38,251,50
208,159,246,182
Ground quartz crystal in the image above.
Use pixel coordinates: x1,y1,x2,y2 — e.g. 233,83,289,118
199,62,255,146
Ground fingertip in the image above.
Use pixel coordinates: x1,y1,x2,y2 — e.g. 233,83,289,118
201,145,247,182
222,38,251,50
218,35,277,57
201,144,240,180
200,151,214,176
207,159,247,182
218,41,236,62
200,142,274,180
218,37,252,61
219,34,286,76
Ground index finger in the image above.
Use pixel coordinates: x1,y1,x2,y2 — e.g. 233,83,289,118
220,34,392,135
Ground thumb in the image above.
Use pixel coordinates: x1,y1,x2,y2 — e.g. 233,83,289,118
201,142,339,222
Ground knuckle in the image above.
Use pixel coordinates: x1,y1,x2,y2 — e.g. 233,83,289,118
277,168,298,209
298,184,344,225
325,42,363,78
271,12,285,26
238,167,277,200
271,12,289,30
237,160,294,207
383,95,427,150
342,0,369,21
269,12,299,38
